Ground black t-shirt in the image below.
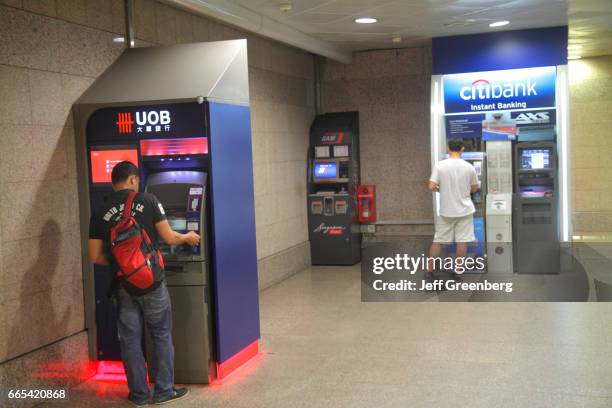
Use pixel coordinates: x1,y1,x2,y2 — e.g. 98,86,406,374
89,189,167,248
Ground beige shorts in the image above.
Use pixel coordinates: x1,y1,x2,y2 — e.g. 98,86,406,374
434,214,476,243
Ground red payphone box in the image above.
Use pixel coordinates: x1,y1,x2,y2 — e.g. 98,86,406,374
357,185,376,223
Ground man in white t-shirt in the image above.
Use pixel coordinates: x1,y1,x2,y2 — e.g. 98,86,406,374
426,139,479,279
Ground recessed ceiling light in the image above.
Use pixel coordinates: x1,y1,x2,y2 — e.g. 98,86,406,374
113,36,125,43
279,3,292,12
355,17,377,24
391,35,402,44
489,20,509,28
567,44,582,50
568,55,582,60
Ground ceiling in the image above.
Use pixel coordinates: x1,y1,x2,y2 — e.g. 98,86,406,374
224,0,612,57
568,0,612,58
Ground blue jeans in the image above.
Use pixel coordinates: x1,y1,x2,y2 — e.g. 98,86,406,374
117,282,174,402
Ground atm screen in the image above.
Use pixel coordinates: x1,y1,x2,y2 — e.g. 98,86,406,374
521,149,551,170
159,212,193,258
90,148,139,183
314,162,337,179
168,217,187,231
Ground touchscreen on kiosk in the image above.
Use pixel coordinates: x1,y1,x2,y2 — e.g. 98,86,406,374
160,212,193,258
90,148,139,183
314,162,337,180
521,149,551,170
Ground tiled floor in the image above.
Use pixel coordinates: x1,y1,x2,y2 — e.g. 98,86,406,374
42,264,612,407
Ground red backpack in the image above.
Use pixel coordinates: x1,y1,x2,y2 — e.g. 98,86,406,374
109,192,165,295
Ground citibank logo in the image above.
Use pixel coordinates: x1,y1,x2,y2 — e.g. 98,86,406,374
459,78,538,101
116,110,172,134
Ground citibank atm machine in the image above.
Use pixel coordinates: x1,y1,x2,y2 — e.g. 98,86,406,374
458,151,486,272
485,141,514,273
514,141,560,273
307,112,361,265
73,41,260,382
443,147,487,273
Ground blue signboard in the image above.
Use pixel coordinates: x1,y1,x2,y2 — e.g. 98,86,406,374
443,67,556,114
446,114,485,139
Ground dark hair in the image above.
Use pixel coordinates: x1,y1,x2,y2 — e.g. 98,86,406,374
448,139,464,152
111,161,139,184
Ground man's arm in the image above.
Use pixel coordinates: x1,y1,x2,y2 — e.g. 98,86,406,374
88,239,109,265
428,180,439,192
470,166,479,194
428,165,440,192
155,220,200,246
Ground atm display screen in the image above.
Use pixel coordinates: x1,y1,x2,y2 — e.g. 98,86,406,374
90,148,139,183
168,217,187,231
159,212,194,258
314,162,337,179
521,149,551,170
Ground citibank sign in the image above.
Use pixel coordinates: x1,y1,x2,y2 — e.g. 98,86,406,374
443,66,556,114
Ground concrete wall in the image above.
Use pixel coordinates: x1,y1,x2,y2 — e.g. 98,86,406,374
0,0,126,391
569,55,612,236
0,0,313,393
321,48,433,235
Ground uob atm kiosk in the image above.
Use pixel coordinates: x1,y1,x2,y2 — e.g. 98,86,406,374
73,41,260,382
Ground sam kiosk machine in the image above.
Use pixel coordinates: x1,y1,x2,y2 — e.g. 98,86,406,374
73,41,260,383
308,112,361,265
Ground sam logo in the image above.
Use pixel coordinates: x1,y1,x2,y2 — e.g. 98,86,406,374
320,132,344,145
460,78,538,101
313,223,346,235
514,112,550,125
116,112,134,133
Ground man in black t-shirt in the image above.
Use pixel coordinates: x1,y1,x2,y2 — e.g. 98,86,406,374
88,161,199,406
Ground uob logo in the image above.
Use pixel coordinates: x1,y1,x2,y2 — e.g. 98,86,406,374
116,110,171,134
135,110,171,126
116,112,134,133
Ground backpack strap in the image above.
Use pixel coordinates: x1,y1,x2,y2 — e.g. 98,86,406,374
123,191,138,219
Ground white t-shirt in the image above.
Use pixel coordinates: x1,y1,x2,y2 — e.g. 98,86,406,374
430,158,478,218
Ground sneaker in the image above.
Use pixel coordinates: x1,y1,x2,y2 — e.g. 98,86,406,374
154,387,189,405
128,396,149,407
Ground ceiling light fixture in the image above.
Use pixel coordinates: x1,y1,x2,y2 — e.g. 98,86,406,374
279,3,292,13
568,55,582,60
489,20,509,28
567,44,582,50
113,37,125,43
355,17,377,24
391,35,402,44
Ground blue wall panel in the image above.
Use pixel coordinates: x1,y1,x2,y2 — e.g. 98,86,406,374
432,26,568,75
208,102,260,363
